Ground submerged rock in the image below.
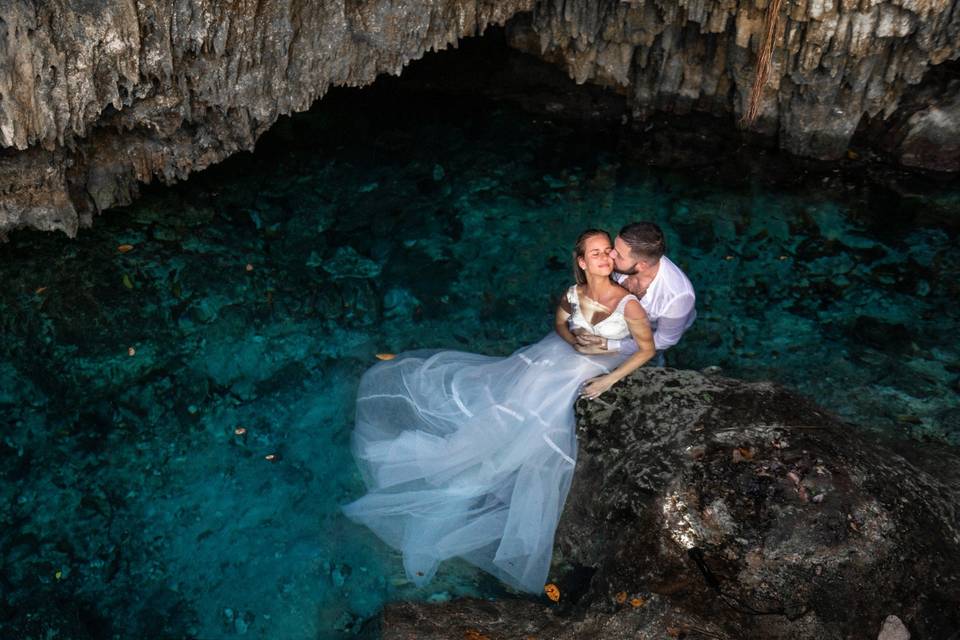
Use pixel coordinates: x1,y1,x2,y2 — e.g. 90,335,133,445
380,368,960,639
320,246,382,280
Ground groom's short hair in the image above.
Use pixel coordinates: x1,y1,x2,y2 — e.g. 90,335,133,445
619,222,666,261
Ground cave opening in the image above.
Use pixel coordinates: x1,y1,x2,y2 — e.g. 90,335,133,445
0,19,959,640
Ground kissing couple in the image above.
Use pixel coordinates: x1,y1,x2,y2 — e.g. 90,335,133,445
343,222,696,593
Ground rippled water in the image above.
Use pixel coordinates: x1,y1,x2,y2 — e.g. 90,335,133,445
2,69,958,638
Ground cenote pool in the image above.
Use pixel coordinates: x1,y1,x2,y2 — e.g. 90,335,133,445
1,69,958,638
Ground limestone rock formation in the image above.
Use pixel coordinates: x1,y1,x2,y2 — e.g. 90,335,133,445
0,0,958,237
378,368,960,639
0,0,535,237
507,0,959,163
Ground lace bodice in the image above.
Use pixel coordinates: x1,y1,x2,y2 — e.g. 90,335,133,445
566,285,638,340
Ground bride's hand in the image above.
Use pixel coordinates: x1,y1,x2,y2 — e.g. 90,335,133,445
581,375,615,400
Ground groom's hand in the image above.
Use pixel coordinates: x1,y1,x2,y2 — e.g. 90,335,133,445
574,334,608,355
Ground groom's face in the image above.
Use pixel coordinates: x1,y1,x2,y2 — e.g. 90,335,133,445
611,236,640,274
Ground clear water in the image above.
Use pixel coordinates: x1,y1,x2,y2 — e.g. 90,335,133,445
2,60,959,639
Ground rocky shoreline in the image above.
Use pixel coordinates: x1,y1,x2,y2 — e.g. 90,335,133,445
376,368,960,639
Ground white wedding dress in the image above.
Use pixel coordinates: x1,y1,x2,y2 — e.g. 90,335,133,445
342,286,638,593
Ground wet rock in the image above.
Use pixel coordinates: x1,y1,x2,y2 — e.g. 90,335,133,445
877,615,911,640
381,369,960,639
320,246,382,280
885,76,960,173
331,563,351,587
850,316,912,353
508,5,960,166
340,280,381,327
936,406,960,445
383,287,421,321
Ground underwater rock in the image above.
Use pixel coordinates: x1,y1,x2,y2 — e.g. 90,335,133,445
380,368,960,639
383,287,421,321
320,247,382,280
850,316,913,353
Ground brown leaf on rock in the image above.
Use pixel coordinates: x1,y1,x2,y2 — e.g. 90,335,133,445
544,583,560,602
615,591,627,604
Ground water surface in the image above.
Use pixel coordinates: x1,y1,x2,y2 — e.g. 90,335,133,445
1,70,958,639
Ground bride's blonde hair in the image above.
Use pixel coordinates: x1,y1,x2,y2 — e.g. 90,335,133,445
573,229,612,285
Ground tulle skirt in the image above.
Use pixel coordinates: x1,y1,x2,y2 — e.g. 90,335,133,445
341,332,628,593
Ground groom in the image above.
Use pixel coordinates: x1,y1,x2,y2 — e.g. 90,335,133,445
574,221,696,366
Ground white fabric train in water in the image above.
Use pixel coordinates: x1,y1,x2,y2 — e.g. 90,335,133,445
342,287,637,593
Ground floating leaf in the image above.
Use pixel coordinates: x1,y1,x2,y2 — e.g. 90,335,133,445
117,244,135,253
35,286,48,294
122,274,134,289
127,347,136,357
543,583,560,602
376,353,396,361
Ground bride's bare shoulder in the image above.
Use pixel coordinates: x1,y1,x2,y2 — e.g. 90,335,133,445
623,297,647,320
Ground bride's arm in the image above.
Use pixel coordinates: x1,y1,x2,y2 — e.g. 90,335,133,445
581,300,655,399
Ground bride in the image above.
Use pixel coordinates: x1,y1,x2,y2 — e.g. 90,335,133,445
342,229,656,593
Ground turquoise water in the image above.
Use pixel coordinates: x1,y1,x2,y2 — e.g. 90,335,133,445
2,73,959,638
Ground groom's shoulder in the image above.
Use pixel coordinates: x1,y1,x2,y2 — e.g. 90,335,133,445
663,255,690,278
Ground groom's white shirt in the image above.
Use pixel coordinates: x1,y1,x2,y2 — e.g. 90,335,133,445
608,255,696,353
